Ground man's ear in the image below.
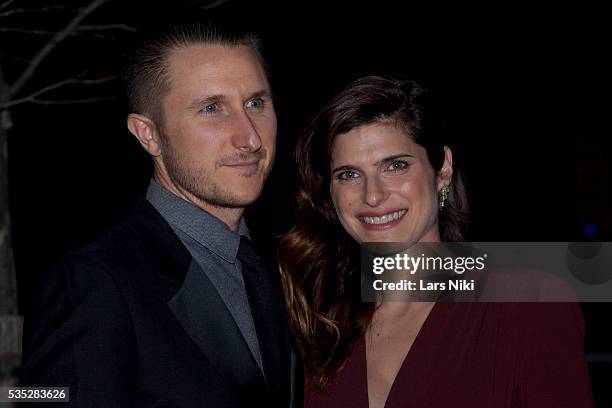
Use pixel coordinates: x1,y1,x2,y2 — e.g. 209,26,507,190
437,146,454,190
127,113,163,157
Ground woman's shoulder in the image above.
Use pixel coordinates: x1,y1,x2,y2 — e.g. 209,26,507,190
497,302,584,334
470,302,587,355
440,301,585,349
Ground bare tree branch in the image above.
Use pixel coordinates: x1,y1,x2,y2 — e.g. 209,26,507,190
201,0,231,11
0,5,76,18
84,32,118,41
8,0,112,99
0,27,55,35
2,55,29,64
185,0,231,11
0,25,136,36
28,96,116,105
0,25,135,38
0,76,116,109
0,0,16,12
78,24,137,32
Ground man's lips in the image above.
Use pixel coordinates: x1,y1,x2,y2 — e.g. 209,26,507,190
356,209,407,230
224,160,260,171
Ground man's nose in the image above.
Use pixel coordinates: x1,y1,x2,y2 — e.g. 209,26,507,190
231,110,262,152
364,176,389,207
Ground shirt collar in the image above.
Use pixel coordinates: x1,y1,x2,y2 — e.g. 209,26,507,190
145,179,250,263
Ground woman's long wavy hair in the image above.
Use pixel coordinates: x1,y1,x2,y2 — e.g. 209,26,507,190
278,75,469,390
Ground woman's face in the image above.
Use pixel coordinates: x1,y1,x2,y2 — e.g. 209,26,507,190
329,122,452,243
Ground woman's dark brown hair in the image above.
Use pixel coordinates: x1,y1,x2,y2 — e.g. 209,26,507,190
278,75,469,390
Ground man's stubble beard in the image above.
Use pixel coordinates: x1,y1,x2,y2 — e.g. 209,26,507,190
160,135,275,210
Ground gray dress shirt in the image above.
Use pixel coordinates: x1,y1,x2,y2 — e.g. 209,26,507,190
146,179,264,373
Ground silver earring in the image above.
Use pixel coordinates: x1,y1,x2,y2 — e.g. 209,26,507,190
439,185,450,210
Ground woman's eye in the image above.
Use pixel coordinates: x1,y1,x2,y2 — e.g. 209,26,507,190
386,160,408,172
337,170,360,181
246,98,264,109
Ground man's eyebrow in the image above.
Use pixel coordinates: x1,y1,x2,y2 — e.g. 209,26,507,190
187,94,226,111
248,90,274,100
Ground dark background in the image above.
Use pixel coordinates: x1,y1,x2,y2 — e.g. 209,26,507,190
4,0,610,405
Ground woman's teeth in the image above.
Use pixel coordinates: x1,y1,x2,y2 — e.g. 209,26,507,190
359,210,407,225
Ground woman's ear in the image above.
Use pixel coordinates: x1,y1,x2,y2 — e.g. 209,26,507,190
437,146,454,190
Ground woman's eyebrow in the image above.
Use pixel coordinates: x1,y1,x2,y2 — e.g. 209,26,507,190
331,164,356,174
374,154,414,166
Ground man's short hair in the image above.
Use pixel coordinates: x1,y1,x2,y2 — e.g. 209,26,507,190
122,22,266,125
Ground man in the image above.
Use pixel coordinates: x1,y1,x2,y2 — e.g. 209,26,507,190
20,22,302,407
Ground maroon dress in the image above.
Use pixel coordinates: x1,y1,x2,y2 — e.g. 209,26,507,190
305,302,593,408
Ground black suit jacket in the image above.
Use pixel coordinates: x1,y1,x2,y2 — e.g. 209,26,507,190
20,198,303,407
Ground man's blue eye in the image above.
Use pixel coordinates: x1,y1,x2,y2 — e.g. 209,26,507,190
202,103,218,114
246,98,264,108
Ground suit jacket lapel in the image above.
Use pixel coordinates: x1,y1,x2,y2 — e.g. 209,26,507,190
126,198,265,388
168,260,265,388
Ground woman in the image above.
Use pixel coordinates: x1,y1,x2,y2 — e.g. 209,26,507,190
278,75,593,407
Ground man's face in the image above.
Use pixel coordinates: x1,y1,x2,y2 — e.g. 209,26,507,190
156,44,277,211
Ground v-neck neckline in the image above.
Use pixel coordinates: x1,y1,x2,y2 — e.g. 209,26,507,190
363,301,442,408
